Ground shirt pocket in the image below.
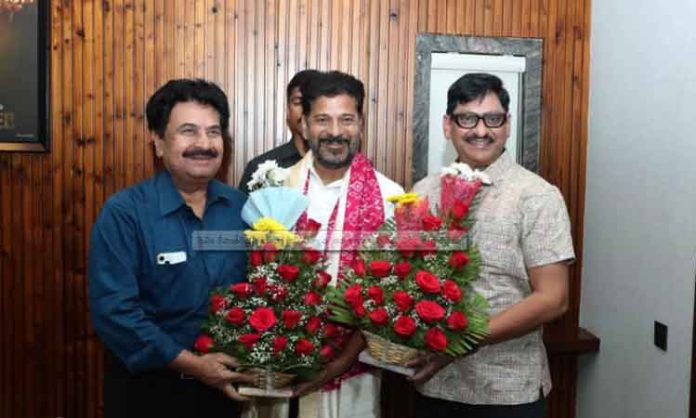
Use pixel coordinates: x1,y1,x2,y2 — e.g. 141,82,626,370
144,249,207,314
472,215,520,272
141,254,188,298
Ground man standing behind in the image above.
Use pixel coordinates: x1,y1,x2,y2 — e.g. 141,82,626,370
239,69,320,193
288,70,404,418
411,73,574,418
89,79,255,418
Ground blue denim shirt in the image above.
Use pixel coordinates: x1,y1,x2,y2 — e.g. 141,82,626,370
88,171,247,373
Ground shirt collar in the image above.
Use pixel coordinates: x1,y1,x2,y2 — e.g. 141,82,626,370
481,150,514,186
156,170,230,216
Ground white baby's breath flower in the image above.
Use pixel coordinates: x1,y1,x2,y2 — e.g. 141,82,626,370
441,162,491,185
441,165,459,177
267,166,288,185
247,159,289,191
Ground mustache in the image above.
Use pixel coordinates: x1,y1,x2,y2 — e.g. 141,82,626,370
464,134,495,142
318,136,351,146
182,148,219,158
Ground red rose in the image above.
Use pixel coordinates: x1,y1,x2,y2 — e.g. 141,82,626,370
392,291,414,312
306,316,322,334
282,310,302,329
415,270,441,293
451,200,469,220
422,214,442,231
415,300,445,322
303,291,322,306
319,345,334,360
262,242,278,263
302,218,322,238
376,233,392,248
324,323,338,338
277,264,300,282
352,258,366,277
393,261,412,279
369,307,389,326
442,279,463,303
420,240,437,257
253,276,267,296
194,334,214,353
447,311,469,330
353,302,366,317
210,294,227,313
248,307,277,332
301,249,322,265
448,224,467,241
238,333,260,350
395,236,421,258
269,284,289,302
369,260,392,278
230,283,253,298
313,271,332,289
225,307,246,325
249,251,263,267
295,338,314,355
272,335,288,354
344,284,363,305
424,327,448,351
393,315,416,337
448,251,470,270
367,285,384,305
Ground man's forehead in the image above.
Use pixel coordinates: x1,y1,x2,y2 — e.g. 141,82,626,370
455,94,504,111
167,102,221,126
309,94,359,113
289,87,303,99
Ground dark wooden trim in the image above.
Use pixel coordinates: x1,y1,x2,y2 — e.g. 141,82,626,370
545,327,600,355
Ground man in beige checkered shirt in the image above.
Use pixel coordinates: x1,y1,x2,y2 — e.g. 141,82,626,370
410,73,575,418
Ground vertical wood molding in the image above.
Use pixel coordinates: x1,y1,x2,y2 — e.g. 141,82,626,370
0,1,590,417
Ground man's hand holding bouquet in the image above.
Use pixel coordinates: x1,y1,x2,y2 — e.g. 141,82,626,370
327,162,491,377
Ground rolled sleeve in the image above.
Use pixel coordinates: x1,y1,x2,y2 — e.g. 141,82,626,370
88,203,183,373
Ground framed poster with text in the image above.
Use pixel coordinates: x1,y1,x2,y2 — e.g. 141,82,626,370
0,0,50,152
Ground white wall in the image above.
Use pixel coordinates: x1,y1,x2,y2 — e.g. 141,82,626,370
578,1,696,417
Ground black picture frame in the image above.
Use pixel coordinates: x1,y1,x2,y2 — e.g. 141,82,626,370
0,1,50,152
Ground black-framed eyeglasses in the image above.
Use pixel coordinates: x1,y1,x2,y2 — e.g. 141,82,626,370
451,112,508,129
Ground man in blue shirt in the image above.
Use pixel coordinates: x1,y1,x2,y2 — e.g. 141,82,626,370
89,79,254,418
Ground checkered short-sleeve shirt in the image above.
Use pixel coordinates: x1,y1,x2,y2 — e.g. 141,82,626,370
413,151,575,405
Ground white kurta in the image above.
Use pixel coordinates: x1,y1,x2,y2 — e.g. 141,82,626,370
301,161,403,283
243,152,403,418
298,157,403,418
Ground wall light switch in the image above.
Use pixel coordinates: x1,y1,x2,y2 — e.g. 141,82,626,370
654,321,668,351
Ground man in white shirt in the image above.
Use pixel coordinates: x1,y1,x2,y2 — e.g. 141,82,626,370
287,70,403,418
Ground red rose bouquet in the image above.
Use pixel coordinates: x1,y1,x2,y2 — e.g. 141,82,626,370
195,217,335,388
195,162,335,392
327,163,490,365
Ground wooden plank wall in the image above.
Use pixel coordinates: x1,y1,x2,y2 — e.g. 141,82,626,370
0,0,590,417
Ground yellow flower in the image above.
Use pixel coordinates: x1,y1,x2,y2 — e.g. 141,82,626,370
387,192,421,206
272,230,302,247
252,217,287,232
245,217,301,248
244,229,269,244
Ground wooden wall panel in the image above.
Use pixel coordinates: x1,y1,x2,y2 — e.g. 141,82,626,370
0,0,591,417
